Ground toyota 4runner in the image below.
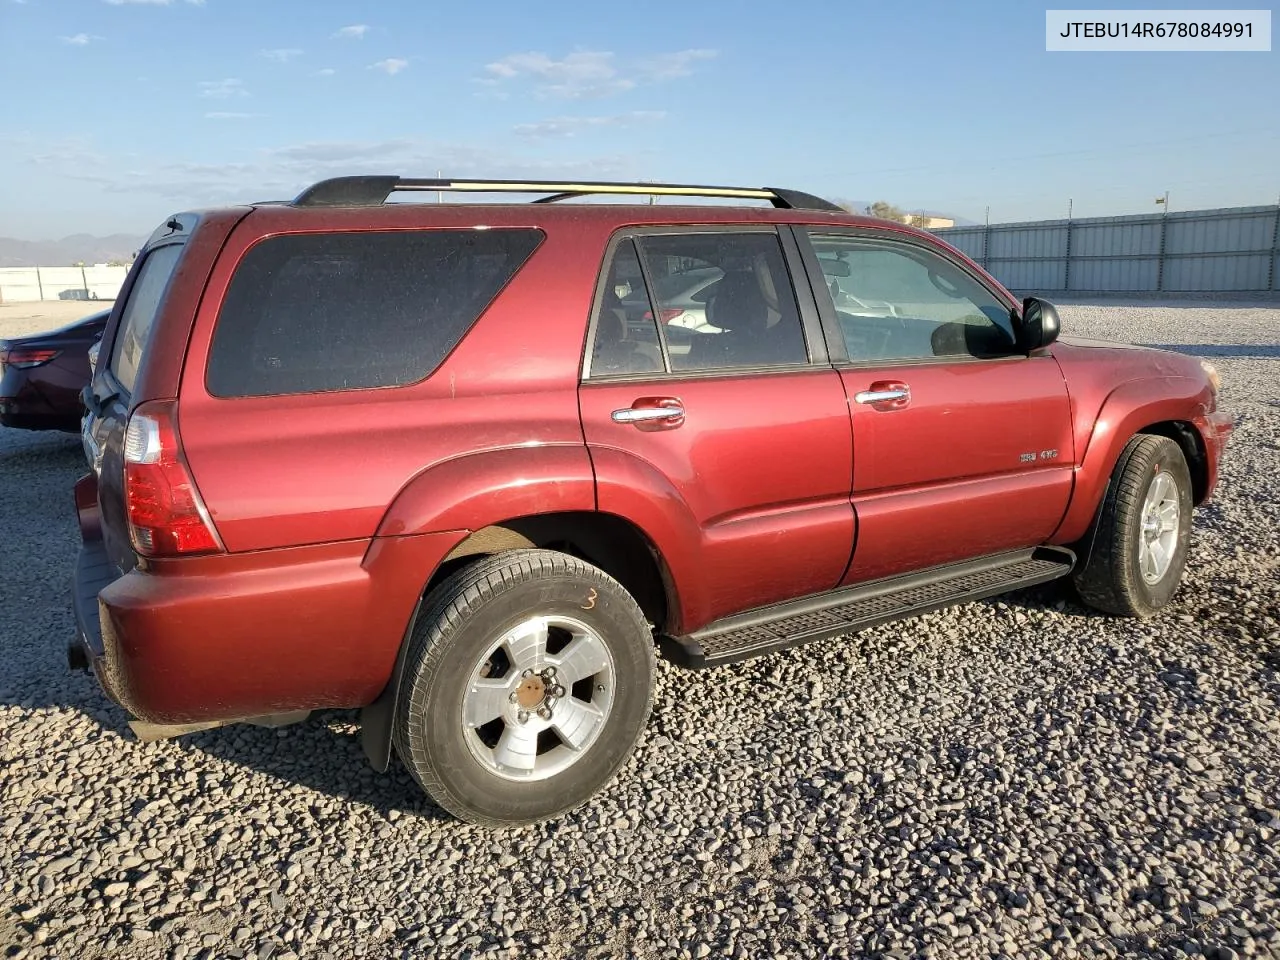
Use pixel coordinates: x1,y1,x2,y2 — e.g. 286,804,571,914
70,177,1233,825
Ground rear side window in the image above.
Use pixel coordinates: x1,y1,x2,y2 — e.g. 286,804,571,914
206,229,543,398
110,243,183,395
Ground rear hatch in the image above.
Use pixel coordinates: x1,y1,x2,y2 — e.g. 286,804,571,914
83,209,249,575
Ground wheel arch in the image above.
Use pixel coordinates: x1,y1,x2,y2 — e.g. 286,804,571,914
1051,377,1213,545
360,510,678,772
1137,420,1209,504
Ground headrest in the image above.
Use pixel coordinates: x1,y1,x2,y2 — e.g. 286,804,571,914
708,271,770,332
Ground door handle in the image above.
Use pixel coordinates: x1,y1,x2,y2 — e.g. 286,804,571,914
611,404,685,423
854,385,910,405
611,398,685,425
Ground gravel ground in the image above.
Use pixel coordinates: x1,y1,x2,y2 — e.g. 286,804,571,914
2,301,1278,960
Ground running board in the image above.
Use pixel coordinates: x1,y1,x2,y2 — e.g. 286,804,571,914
660,547,1075,668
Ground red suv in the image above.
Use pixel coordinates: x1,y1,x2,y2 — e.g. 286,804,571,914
70,177,1232,825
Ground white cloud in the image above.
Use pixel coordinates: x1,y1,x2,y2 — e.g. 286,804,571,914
314,68,337,77
61,33,102,45
483,48,716,99
333,24,368,39
484,51,631,100
11,132,647,212
204,112,259,120
640,48,717,80
369,58,408,75
261,48,302,63
198,78,247,99
514,110,666,140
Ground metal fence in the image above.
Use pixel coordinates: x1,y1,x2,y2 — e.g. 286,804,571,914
0,265,128,303
932,205,1280,296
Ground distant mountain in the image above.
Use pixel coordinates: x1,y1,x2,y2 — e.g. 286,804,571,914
0,234,145,268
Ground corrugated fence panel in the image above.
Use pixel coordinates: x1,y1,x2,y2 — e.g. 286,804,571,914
933,205,1280,293
1164,209,1276,254
1163,254,1270,292
987,224,1066,259
998,259,1066,291
1071,257,1160,291
1071,220,1162,257
935,229,985,260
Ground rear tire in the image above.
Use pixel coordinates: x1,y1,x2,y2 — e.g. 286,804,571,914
1074,434,1193,618
393,549,655,826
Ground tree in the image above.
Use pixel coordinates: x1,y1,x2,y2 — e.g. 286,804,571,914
865,201,907,222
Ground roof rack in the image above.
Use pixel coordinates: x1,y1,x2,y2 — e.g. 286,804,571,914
290,176,843,212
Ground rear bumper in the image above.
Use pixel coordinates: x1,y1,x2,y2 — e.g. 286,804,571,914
70,478,461,724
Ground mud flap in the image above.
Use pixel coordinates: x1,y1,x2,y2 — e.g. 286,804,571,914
360,594,423,772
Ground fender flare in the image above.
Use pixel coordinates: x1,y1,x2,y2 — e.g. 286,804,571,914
373,444,596,538
1052,376,1212,545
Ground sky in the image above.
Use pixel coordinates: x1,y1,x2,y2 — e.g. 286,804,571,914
1,0,1277,238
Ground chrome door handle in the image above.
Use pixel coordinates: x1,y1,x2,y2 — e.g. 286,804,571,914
854,387,910,404
611,404,685,423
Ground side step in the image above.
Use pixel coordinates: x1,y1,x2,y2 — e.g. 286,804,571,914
660,547,1074,668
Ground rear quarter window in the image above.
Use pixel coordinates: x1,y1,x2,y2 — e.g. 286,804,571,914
205,229,543,398
110,242,184,395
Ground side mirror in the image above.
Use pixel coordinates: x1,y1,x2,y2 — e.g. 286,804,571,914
1020,297,1061,352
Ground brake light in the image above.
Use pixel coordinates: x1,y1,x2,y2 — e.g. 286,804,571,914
123,400,221,557
2,347,61,368
642,308,684,323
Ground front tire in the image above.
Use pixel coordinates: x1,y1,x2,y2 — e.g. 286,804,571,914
393,550,655,826
1074,434,1193,618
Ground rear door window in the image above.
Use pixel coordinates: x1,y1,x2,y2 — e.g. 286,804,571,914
109,243,183,395
586,230,809,377
641,233,808,371
206,229,543,398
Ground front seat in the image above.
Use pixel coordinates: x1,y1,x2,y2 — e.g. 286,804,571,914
698,270,805,367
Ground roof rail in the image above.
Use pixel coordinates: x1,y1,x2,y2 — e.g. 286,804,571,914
290,176,843,212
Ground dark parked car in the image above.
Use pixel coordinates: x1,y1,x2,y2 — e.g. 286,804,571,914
0,309,109,432
70,177,1231,826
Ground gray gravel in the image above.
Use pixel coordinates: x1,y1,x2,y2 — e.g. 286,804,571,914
2,301,1278,960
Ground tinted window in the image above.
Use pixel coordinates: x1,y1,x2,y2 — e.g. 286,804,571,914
207,229,542,398
639,233,807,371
810,235,1017,362
589,239,664,377
110,243,183,394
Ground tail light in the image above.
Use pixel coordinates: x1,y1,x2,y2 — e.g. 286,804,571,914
123,400,222,557
642,308,684,323
2,347,62,368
